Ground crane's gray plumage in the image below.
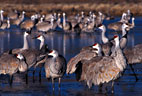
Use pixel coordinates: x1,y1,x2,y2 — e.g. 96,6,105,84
0,53,28,85
0,18,10,30
44,50,66,90
68,35,127,92
10,11,25,26
83,35,127,88
124,44,142,64
67,43,100,74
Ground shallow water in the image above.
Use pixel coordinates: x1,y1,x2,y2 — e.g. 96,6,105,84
0,17,142,96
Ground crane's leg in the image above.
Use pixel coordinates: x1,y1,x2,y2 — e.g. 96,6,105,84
111,81,114,93
33,70,35,83
9,75,13,87
25,70,28,84
98,83,103,93
39,68,42,83
58,78,61,91
129,64,138,81
52,78,55,91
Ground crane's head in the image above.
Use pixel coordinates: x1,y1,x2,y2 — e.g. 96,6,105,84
113,35,119,41
48,49,58,58
16,53,25,60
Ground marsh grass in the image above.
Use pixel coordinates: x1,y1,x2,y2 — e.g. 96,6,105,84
0,3,142,16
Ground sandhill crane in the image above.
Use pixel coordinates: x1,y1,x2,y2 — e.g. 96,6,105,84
97,23,130,56
0,10,10,30
10,11,25,26
62,13,72,32
67,35,127,93
15,48,45,83
36,16,55,33
84,14,96,33
0,18,10,30
120,23,130,49
8,10,20,20
107,13,135,32
0,53,28,86
15,34,48,83
44,49,66,91
97,24,114,56
20,15,38,32
44,13,57,22
32,34,49,82
0,9,4,21
98,23,138,81
94,12,104,27
56,13,63,29
123,44,142,81
7,32,46,83
6,31,30,54
126,9,133,23
67,43,101,74
44,13,53,21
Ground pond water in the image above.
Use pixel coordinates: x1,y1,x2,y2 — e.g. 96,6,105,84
0,17,142,96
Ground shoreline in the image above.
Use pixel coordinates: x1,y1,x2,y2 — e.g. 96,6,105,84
0,3,142,16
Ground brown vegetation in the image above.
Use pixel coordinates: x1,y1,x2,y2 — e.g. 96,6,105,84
0,0,142,16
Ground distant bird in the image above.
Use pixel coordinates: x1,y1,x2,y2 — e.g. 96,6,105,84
44,49,66,91
125,9,133,23
8,10,20,20
107,12,134,32
20,15,38,32
36,17,54,33
95,12,104,27
0,9,4,21
0,53,28,86
0,18,10,30
10,11,25,26
84,14,96,33
62,13,72,32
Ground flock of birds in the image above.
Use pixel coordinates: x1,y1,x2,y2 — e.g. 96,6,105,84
0,9,141,93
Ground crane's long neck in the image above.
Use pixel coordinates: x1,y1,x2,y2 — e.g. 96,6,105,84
114,38,127,71
131,18,135,28
91,15,95,27
23,35,29,50
20,13,25,22
98,46,102,56
120,13,127,23
40,39,45,49
101,26,108,44
120,25,128,49
63,15,66,27
120,36,127,50
7,19,10,28
111,38,120,56
122,26,127,36
0,12,3,21
57,17,61,25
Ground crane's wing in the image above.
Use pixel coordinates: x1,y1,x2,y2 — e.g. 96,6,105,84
82,56,120,88
66,49,97,74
